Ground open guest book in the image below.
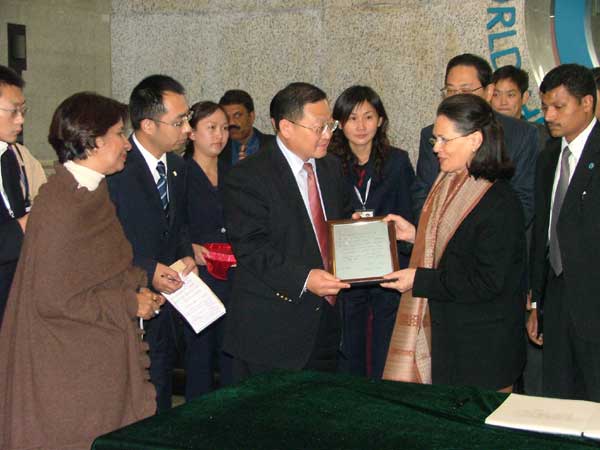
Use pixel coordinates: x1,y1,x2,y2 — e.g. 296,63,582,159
161,259,226,334
485,393,600,439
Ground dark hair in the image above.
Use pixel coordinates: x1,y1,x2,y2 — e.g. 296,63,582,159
437,94,513,181
129,74,185,130
269,82,327,131
541,64,597,110
219,89,254,113
0,65,24,93
329,85,390,179
48,92,128,163
445,53,492,87
183,101,227,158
591,67,600,89
492,65,529,94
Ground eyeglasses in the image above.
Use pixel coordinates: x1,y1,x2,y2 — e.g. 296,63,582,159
428,133,470,147
151,110,193,128
288,119,339,136
440,86,484,97
0,105,28,118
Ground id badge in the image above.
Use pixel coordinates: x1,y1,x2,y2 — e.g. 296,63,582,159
355,208,375,218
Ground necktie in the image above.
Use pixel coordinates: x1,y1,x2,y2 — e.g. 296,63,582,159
238,144,247,161
303,162,335,306
549,146,571,275
156,161,169,211
0,147,26,219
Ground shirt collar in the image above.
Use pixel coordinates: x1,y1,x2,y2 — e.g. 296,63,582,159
133,132,168,169
276,135,315,175
562,117,597,160
0,141,10,158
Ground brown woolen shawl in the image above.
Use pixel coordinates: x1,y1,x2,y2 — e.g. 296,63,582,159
0,164,155,450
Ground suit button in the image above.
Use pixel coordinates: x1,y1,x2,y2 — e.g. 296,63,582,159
162,231,169,239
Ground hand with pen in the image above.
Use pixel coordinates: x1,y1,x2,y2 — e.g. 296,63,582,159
152,258,198,294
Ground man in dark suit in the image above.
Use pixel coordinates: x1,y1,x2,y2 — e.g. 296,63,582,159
218,89,273,166
527,64,600,401
107,75,196,411
223,82,352,381
412,54,539,226
0,66,30,325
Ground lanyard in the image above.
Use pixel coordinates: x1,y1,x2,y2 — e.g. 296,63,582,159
353,178,372,210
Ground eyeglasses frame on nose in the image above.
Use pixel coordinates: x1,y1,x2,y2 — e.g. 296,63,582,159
287,119,340,136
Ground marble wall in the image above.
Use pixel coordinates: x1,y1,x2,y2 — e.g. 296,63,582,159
111,0,537,161
0,0,112,166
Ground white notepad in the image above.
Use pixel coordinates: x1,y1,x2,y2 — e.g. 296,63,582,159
162,261,226,333
485,393,600,439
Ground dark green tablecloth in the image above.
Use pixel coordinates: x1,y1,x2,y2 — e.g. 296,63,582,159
92,371,600,449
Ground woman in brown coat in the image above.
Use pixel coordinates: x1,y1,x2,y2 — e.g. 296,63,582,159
0,92,162,450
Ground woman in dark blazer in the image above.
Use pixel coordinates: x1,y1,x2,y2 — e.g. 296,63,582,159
183,101,234,399
329,86,415,378
381,94,526,391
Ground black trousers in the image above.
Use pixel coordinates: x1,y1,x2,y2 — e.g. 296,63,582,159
338,286,399,378
543,271,600,401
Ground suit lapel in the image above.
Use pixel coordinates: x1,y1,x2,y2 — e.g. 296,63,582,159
269,142,320,255
561,123,600,220
315,158,336,221
166,153,178,228
128,141,167,223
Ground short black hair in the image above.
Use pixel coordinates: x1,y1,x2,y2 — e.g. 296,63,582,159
0,65,25,94
590,67,600,90
129,74,185,130
437,94,513,182
183,101,227,158
540,64,597,111
270,82,327,131
492,65,529,94
445,53,492,87
219,89,254,113
48,92,128,163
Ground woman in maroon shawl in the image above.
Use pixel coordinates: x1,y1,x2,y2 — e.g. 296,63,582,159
0,92,162,450
381,94,526,392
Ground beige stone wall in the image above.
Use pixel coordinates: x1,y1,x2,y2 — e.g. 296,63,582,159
0,0,112,169
111,0,534,162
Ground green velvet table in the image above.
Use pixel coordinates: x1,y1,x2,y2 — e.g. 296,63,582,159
92,371,600,449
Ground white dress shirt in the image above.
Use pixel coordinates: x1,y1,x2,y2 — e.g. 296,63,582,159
548,117,597,238
132,133,169,198
277,136,327,248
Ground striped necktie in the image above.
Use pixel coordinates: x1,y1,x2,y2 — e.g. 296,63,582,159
156,161,169,210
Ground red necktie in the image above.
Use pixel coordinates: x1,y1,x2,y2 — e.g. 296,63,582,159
303,163,335,306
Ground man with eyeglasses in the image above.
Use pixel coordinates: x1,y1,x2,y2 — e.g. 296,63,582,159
222,82,352,382
218,89,274,165
0,65,46,326
107,74,197,412
412,54,539,229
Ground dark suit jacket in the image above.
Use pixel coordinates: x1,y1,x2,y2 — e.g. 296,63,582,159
0,149,27,323
107,139,193,287
413,180,526,389
185,156,230,245
222,139,352,369
339,147,415,268
530,121,600,340
412,112,539,226
219,127,274,168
